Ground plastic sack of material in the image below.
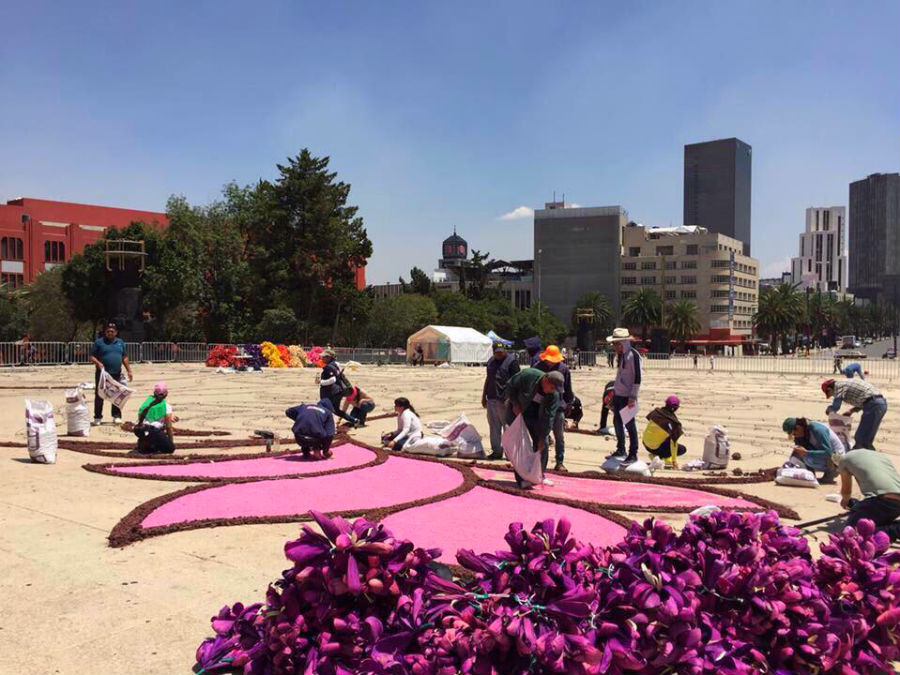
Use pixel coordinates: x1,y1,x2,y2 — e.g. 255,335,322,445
501,414,542,486
439,414,469,441
601,457,623,474
456,424,485,458
65,387,90,437
827,413,853,454
403,436,456,457
97,369,134,410
702,425,730,469
601,457,652,477
26,399,58,464
775,466,819,488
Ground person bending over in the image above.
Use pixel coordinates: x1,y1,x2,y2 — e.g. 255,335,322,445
842,362,865,380
317,349,355,424
135,382,175,454
342,385,376,427
382,398,423,451
782,416,844,484
504,368,562,488
840,449,900,541
822,378,887,450
643,396,687,469
596,380,616,434
285,399,336,459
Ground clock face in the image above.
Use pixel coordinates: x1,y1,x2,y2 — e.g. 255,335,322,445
458,244,465,254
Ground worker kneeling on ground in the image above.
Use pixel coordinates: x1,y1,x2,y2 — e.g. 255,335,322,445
285,399,336,460
643,395,687,469
840,449,900,542
782,416,844,484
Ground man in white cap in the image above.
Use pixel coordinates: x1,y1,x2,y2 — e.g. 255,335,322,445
607,327,642,465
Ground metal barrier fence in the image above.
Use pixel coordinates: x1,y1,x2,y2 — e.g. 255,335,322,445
1,342,897,378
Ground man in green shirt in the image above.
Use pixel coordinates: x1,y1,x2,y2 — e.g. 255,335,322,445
504,367,561,487
840,449,900,541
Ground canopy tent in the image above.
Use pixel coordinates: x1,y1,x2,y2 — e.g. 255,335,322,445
406,325,493,365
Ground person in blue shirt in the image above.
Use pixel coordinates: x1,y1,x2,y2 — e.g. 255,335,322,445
842,362,865,380
90,322,133,425
285,399,336,459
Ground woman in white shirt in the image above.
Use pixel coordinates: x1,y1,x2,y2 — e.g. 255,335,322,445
382,397,423,451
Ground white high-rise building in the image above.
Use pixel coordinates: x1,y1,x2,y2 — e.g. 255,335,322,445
791,206,847,294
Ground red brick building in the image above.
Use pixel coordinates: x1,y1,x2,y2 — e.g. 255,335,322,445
0,197,366,289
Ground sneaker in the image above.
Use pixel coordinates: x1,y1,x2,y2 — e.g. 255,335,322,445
542,477,555,487
91,418,103,426
553,462,567,472
113,417,122,424
620,454,638,467
606,450,626,460
487,452,504,461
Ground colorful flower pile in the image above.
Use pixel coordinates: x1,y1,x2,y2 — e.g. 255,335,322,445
260,342,286,368
287,345,307,367
240,343,266,371
306,345,325,367
205,345,239,368
195,510,900,675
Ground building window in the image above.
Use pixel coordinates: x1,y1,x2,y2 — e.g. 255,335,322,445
680,275,697,284
621,277,637,285
711,275,731,283
628,247,641,257
1,237,24,260
641,261,656,270
710,304,730,314
640,275,656,285
656,245,674,256
664,261,677,269
711,290,730,298
622,262,637,270
665,290,676,300
665,275,676,284
44,240,66,263
681,260,697,269
1,273,24,289
686,244,698,255
680,290,696,299
711,259,730,268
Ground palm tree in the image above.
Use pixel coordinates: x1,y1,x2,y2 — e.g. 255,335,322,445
753,282,803,354
622,288,662,344
571,291,613,349
665,300,701,351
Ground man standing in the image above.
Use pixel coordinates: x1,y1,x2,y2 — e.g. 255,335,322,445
504,368,561,486
523,337,542,367
482,342,520,460
536,344,575,471
318,349,355,424
840,449,900,541
607,328,642,465
90,322,133,426
823,378,888,450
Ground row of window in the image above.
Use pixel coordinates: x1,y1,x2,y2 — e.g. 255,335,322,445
1,273,24,289
1,236,67,263
710,305,755,316
709,259,757,274
628,244,702,257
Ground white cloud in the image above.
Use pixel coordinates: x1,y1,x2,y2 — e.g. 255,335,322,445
760,256,792,279
498,205,534,221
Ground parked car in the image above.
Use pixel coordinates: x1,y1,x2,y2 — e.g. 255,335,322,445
864,337,874,345
884,349,897,360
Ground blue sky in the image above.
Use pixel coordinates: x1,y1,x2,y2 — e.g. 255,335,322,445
2,1,897,283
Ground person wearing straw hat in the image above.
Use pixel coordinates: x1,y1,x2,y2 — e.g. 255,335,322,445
607,327,642,465
536,344,575,471
317,349,355,424
482,341,520,460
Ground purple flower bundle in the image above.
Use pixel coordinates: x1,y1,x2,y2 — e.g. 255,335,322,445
240,344,266,371
195,510,900,675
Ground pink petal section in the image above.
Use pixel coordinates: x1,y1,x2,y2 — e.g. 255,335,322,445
473,467,758,509
381,486,627,563
111,443,373,480
141,456,463,529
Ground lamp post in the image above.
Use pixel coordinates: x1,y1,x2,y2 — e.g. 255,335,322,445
536,248,543,327
806,286,812,356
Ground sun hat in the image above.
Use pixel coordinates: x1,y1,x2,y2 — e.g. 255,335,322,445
322,348,336,359
606,327,633,342
665,395,680,408
782,417,797,435
821,379,835,395
540,345,564,363
544,371,565,387
153,381,168,395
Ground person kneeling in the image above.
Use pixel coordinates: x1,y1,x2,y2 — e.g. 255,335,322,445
840,449,900,542
643,396,686,469
783,416,844,484
135,382,176,454
285,399,336,460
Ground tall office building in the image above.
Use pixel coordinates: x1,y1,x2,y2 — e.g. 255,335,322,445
790,207,847,294
684,138,752,255
849,173,900,309
533,202,627,323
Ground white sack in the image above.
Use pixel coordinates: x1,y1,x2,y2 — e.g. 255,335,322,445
26,399,57,464
501,414,542,485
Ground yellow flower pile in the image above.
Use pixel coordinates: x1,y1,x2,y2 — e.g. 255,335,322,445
260,341,286,368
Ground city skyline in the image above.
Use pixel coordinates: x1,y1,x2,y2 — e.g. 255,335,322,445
1,2,897,284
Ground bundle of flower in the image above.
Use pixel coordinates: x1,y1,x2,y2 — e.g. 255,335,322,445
240,343,266,370
195,510,900,675
287,345,307,368
205,345,238,368
306,346,325,367
260,341,286,368
276,344,292,367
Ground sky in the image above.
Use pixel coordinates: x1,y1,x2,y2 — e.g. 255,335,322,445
1,1,898,283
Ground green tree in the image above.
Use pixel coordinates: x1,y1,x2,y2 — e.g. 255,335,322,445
367,294,438,347
254,307,300,343
570,291,613,342
753,282,803,355
0,286,28,341
622,288,662,343
465,250,498,300
433,292,491,331
407,267,433,295
17,267,86,341
515,302,567,346
665,300,701,350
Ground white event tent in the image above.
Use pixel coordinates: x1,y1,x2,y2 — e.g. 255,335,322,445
406,325,493,365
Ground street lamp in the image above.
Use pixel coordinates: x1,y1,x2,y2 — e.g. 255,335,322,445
806,286,812,356
536,248,543,325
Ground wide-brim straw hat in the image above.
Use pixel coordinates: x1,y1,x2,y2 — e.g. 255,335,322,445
606,327,633,342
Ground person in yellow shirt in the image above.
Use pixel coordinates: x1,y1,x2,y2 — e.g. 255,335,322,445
642,396,687,469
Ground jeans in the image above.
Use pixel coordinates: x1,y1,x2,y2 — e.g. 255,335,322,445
485,398,507,455
800,453,837,482
142,427,175,454
294,434,331,456
552,411,566,464
328,394,356,424
855,396,887,450
644,438,686,459
612,395,638,455
349,400,375,425
94,368,122,420
847,495,900,541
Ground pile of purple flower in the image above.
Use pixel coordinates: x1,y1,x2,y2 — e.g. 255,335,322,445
240,344,266,371
195,510,900,675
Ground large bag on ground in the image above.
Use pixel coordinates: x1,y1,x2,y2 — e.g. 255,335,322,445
601,457,652,477
438,414,470,441
775,466,819,488
403,436,457,457
97,369,135,410
26,399,57,464
455,424,485,458
702,425,730,469
65,387,90,437
501,414,542,485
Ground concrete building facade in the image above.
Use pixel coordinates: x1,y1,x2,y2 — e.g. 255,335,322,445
683,138,753,255
534,202,626,324
791,206,847,294
620,224,759,340
849,173,900,309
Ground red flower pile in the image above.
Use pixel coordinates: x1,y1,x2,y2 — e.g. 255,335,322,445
206,345,239,368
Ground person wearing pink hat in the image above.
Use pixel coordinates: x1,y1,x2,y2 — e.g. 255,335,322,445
133,381,175,454
642,395,686,469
